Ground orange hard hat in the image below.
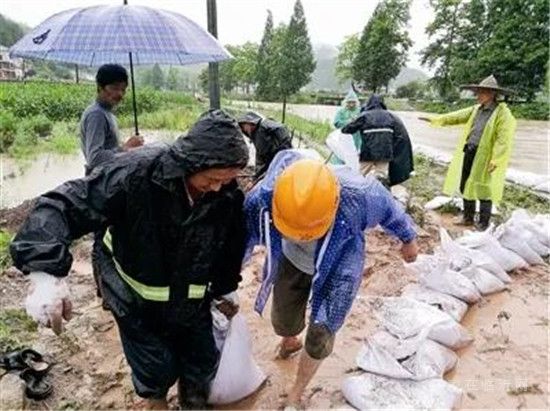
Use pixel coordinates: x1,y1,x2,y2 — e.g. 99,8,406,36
272,159,340,241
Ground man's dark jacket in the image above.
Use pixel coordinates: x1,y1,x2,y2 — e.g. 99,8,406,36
239,112,292,179
342,95,414,186
11,110,249,325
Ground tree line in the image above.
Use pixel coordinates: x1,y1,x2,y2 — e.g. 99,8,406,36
335,0,548,102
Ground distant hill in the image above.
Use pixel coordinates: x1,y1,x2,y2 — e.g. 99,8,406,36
389,68,428,89
306,43,428,92
0,13,28,47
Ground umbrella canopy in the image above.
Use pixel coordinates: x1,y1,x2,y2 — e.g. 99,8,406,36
9,5,230,135
9,5,231,65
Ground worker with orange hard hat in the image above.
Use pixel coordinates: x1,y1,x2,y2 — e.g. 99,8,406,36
244,149,419,408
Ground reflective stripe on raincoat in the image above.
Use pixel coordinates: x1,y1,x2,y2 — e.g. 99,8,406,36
431,102,516,204
244,149,417,333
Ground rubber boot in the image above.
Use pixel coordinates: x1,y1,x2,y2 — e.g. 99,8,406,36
455,199,475,226
178,380,210,410
476,200,492,231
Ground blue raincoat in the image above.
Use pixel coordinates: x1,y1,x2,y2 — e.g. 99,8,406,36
245,149,416,333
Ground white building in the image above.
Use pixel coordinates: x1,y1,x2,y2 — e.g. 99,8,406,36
0,45,24,80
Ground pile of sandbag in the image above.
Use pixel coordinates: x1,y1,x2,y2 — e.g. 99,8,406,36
343,209,548,410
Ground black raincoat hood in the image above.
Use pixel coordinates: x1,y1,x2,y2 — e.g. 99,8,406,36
157,109,249,180
237,111,263,127
362,94,387,112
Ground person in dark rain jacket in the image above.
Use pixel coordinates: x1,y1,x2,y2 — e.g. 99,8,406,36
238,111,292,180
11,110,249,410
342,94,414,187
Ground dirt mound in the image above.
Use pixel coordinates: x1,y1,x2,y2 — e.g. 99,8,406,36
0,199,36,233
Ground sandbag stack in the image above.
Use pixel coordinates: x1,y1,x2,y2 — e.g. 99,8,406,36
343,209,549,410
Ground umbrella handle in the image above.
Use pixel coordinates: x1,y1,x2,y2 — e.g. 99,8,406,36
128,52,139,136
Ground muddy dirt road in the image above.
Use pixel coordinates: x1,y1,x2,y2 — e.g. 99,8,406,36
1,213,547,410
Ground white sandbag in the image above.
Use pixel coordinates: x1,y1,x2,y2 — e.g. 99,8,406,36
415,261,482,304
506,220,550,257
424,196,461,211
496,224,545,265
326,129,360,172
342,373,463,410
404,254,444,276
455,227,528,272
533,180,550,193
402,284,468,321
356,331,458,380
208,314,266,404
369,297,473,349
439,228,512,283
510,210,550,248
459,266,506,295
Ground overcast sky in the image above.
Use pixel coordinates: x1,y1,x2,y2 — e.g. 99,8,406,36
1,0,433,70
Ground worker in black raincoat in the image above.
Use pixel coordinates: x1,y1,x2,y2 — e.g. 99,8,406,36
342,95,414,187
10,110,249,410
238,111,292,180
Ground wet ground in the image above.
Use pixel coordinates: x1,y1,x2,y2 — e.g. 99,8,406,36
0,129,179,208
1,212,547,410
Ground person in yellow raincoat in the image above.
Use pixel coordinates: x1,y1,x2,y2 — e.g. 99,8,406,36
420,75,516,230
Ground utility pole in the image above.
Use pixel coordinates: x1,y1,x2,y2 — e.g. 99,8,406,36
75,64,79,83
207,0,220,109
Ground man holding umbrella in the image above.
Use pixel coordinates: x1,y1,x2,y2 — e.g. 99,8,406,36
419,75,517,230
80,64,144,306
80,64,144,175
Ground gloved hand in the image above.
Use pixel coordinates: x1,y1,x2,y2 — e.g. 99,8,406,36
25,272,72,335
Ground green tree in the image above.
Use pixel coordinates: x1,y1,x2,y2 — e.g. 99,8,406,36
353,0,412,93
394,80,427,99
271,0,316,121
420,0,462,100
475,0,548,100
335,33,360,84
166,67,181,90
256,10,275,99
0,14,26,47
232,42,259,94
422,0,548,101
150,64,165,90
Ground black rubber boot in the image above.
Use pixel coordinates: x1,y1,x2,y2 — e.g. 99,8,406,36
455,199,475,226
178,380,210,410
476,200,492,231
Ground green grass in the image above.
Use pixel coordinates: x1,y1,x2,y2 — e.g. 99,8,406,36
0,308,38,352
8,122,80,160
0,230,12,272
119,106,205,131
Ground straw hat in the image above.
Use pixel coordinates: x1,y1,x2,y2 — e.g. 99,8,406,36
460,75,513,95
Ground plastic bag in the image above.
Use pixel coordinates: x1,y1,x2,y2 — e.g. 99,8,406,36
439,228,512,283
459,266,506,295
401,284,468,322
356,330,458,380
342,373,463,410
416,261,481,304
457,227,529,272
369,297,473,349
495,224,545,265
508,210,550,251
326,129,360,172
424,196,462,211
208,314,266,405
